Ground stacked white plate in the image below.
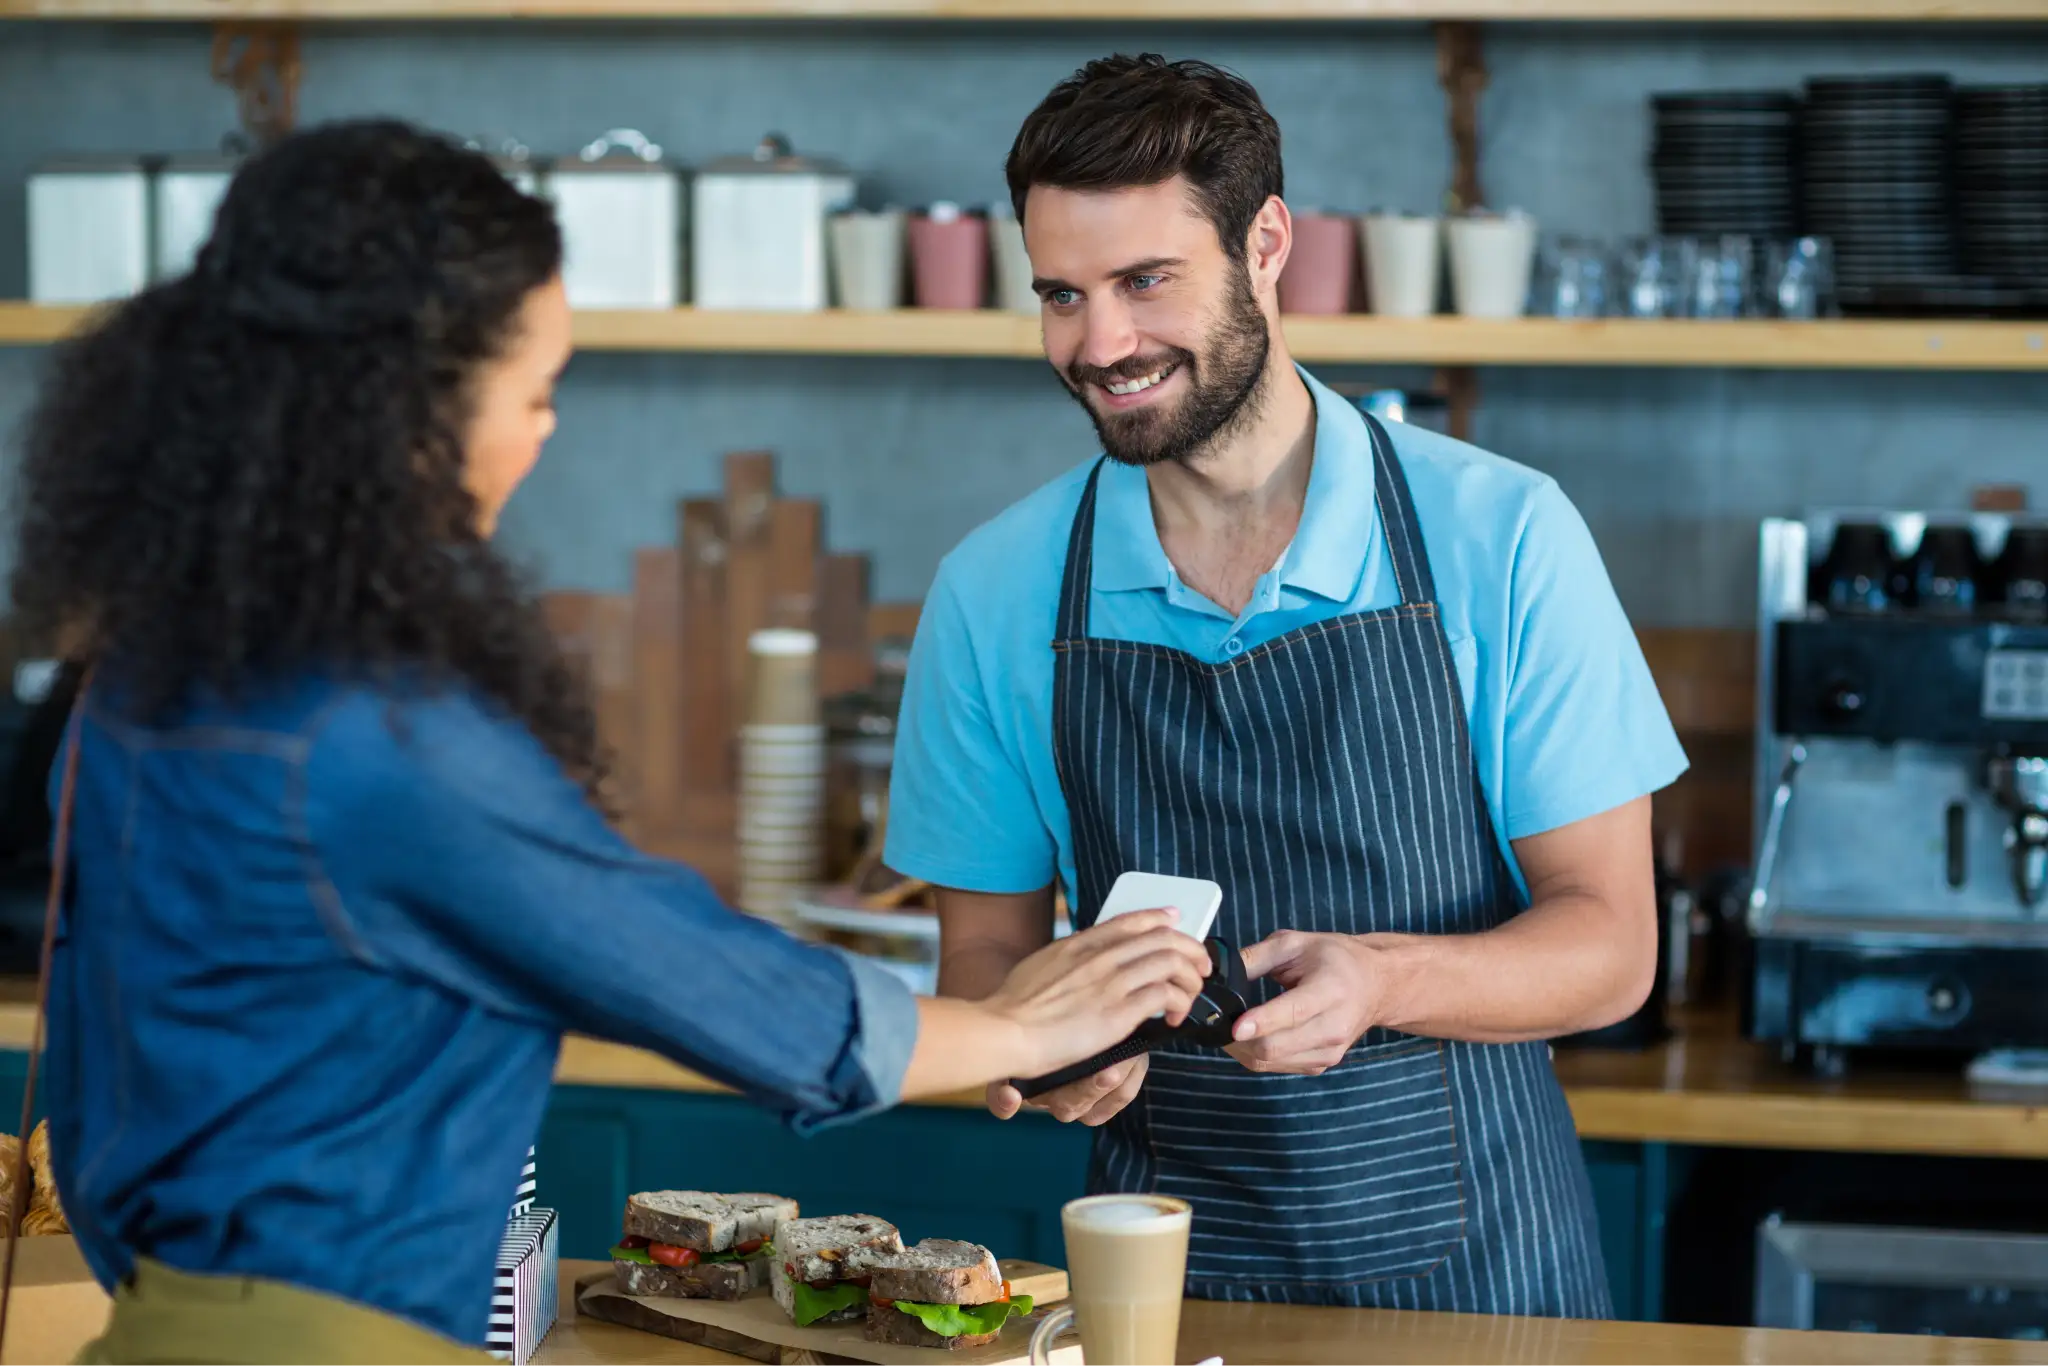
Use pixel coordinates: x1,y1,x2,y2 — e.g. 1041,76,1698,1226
737,721,827,924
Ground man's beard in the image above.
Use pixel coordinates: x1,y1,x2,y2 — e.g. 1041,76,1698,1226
1060,264,1272,469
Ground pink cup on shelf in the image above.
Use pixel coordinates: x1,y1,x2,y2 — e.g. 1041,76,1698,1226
1279,212,1358,315
908,203,989,310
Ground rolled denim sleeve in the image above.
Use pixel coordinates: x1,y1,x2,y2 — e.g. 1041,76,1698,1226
828,948,920,1110
302,692,917,1132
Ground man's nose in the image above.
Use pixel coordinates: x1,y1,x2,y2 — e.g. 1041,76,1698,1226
1078,298,1140,373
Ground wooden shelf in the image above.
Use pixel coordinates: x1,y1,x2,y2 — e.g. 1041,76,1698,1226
8,302,2048,371
7,0,2048,18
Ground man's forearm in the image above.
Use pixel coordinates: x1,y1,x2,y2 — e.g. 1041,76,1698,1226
1363,891,1656,1044
935,884,1058,1002
937,942,1029,1001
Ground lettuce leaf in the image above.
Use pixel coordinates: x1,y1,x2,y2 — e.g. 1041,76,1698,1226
609,1244,655,1265
706,1239,775,1264
789,1280,870,1327
887,1295,1034,1337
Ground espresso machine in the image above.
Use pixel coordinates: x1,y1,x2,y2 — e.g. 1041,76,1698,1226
1745,509,2048,1075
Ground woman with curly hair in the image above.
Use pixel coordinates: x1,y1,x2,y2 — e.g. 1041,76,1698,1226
11,119,1207,1364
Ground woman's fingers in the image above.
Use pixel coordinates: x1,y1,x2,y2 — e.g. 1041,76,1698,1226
1108,944,1209,1022
1075,918,1211,983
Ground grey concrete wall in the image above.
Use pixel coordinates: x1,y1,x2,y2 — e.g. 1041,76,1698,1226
3,19,2044,626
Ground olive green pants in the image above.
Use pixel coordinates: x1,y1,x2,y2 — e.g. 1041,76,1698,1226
76,1257,497,1365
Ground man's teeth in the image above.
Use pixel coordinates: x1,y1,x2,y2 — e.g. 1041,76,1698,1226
1106,368,1170,396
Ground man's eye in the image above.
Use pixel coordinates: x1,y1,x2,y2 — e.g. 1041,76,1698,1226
1047,289,1080,307
1129,275,1163,291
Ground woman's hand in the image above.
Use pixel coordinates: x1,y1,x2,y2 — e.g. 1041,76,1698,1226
981,911,1210,1083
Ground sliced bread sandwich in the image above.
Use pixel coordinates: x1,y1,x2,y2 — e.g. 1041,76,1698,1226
864,1239,1034,1350
771,1214,905,1325
610,1190,798,1300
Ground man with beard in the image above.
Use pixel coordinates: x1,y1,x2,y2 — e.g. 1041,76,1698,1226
883,54,1688,1319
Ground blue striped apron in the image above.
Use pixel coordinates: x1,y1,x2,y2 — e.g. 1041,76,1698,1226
1050,413,1611,1317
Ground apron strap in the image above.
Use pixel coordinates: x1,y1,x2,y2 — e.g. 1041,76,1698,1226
1054,459,1108,642
1362,412,1439,609
0,663,90,1356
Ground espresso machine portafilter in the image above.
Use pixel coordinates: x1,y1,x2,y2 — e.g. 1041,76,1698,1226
1986,751,2048,910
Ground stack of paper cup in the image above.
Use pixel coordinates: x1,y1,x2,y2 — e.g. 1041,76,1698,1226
738,629,825,925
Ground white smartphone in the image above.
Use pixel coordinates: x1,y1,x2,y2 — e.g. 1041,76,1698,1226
1094,871,1222,943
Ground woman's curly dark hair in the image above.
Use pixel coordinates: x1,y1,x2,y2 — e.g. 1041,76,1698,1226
9,118,608,802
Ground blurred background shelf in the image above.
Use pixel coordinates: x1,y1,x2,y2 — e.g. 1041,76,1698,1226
5,303,2046,370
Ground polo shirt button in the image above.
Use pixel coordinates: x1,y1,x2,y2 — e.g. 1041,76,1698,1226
1225,638,1245,656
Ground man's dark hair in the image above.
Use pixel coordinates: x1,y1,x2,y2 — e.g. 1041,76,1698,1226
1005,53,1283,263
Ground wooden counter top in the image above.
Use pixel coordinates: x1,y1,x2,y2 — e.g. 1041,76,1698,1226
535,1260,2048,1365
1553,1014,2048,1158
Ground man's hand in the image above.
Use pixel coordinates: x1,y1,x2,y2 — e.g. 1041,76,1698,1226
1226,930,1380,1075
984,1054,1149,1125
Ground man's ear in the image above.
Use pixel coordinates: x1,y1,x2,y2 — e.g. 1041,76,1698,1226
1244,195,1292,298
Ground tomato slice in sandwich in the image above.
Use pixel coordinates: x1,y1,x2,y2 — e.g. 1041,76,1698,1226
649,1243,701,1268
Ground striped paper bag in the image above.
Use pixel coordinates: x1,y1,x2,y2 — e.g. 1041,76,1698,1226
487,1207,559,1364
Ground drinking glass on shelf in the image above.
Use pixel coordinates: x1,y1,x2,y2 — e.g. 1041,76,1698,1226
1688,235,1754,320
1536,235,1611,318
1764,237,1837,319
1619,235,1696,318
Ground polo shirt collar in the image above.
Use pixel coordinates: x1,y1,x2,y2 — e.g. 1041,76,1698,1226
1089,365,1378,605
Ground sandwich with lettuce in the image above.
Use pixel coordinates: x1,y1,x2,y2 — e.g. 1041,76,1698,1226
608,1190,793,1300
863,1239,1035,1350
771,1214,906,1325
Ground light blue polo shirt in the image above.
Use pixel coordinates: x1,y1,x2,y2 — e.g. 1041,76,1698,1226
883,367,1689,907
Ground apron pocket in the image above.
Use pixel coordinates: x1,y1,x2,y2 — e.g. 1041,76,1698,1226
1139,1037,1468,1288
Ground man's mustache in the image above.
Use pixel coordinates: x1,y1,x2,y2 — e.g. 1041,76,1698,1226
1066,348,1195,391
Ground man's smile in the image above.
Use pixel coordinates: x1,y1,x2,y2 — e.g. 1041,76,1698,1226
1092,362,1183,410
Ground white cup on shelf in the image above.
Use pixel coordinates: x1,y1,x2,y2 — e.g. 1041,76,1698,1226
828,209,906,311
1446,209,1538,319
1360,213,1442,318
990,212,1038,315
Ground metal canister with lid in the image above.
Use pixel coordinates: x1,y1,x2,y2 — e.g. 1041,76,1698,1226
547,128,686,309
152,149,242,281
464,134,542,196
691,133,855,312
28,157,151,303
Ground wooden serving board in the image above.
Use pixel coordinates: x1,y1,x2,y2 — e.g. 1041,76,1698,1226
575,1261,1076,1366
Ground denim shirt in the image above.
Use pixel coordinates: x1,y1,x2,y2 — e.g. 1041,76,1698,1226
43,672,919,1346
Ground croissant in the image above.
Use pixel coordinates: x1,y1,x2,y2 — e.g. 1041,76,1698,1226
0,1135,23,1218
24,1120,65,1233
20,1206,67,1237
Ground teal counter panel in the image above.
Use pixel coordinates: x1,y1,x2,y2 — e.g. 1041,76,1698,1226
537,1085,1091,1268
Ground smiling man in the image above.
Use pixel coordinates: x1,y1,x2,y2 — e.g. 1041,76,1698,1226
883,54,1689,1317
